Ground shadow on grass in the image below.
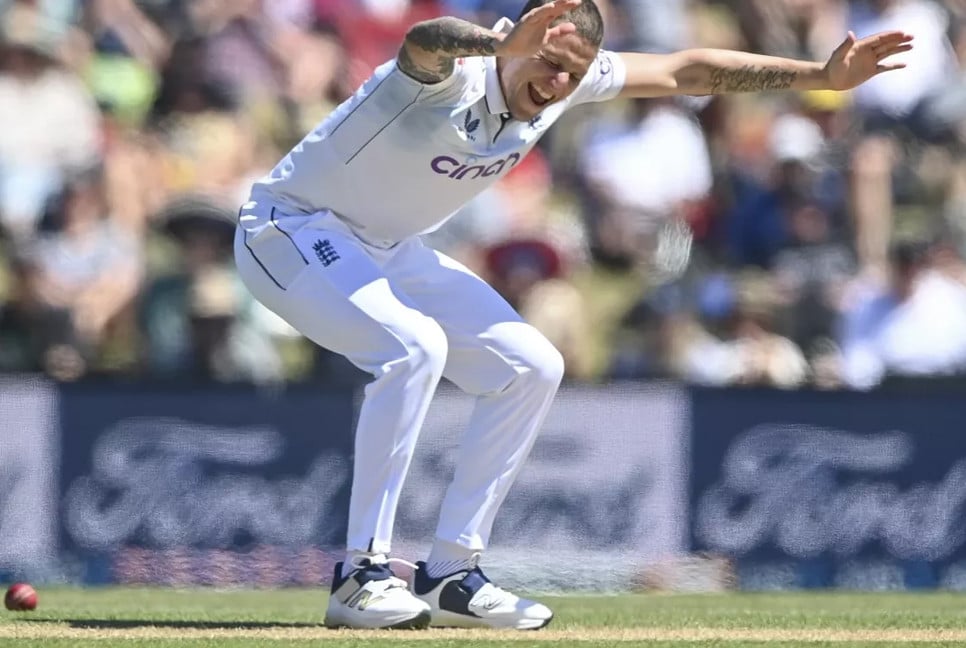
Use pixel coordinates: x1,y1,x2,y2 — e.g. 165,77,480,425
27,618,322,630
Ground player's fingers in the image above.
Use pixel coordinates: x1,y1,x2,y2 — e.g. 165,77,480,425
546,21,576,40
554,0,583,11
830,31,856,60
865,31,914,48
873,30,911,41
877,43,913,59
876,62,907,73
520,3,552,23
531,0,580,23
524,1,557,18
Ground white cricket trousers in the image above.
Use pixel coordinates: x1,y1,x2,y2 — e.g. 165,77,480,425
234,199,564,555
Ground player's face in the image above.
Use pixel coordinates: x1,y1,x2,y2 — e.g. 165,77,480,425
498,32,598,122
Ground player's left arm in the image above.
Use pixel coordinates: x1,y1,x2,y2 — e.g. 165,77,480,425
397,0,581,85
615,31,914,98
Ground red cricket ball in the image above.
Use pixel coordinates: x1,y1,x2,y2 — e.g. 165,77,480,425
4,583,38,611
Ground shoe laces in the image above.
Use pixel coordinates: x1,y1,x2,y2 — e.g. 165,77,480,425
467,552,481,570
350,554,418,589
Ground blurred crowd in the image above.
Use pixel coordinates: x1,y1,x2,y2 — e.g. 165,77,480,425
4,0,966,390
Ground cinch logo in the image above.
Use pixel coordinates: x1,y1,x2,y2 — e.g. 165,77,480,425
430,153,521,180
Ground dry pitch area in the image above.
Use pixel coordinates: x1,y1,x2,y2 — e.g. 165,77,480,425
2,588,966,647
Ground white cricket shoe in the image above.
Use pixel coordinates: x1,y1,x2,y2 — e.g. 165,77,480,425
324,555,431,629
411,557,553,630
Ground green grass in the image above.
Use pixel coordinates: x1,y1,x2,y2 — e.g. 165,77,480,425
2,588,966,647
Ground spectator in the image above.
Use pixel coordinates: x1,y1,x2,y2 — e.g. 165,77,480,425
8,167,142,379
722,273,810,388
839,241,966,389
848,0,958,273
721,108,824,268
140,198,282,383
732,0,848,60
78,0,171,126
606,285,715,381
579,98,713,269
484,237,592,379
772,201,855,350
0,3,101,238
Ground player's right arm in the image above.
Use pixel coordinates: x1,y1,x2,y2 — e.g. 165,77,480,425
397,0,582,84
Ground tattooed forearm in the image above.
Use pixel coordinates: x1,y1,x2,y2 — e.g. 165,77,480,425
707,65,798,93
398,17,500,83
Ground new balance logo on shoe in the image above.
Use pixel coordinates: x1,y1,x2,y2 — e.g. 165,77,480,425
474,593,503,611
313,239,340,267
346,589,375,611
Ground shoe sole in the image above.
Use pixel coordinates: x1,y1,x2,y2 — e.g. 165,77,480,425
428,612,554,631
324,610,431,630
533,613,553,630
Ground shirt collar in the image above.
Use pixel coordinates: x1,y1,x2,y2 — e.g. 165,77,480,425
483,17,513,116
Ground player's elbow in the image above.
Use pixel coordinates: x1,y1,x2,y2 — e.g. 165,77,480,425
403,18,444,52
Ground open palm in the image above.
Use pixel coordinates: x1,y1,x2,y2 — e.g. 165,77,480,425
497,0,582,58
825,30,914,91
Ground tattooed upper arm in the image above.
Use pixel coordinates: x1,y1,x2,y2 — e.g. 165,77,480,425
397,17,500,84
397,42,454,84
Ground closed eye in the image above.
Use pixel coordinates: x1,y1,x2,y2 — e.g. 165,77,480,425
538,54,560,70
539,54,582,85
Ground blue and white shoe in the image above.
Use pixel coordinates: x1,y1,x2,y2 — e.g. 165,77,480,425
324,555,431,629
411,558,553,630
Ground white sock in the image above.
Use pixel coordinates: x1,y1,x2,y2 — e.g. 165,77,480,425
424,540,481,579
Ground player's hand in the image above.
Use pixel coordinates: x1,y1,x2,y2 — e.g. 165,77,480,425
823,30,914,91
495,0,581,59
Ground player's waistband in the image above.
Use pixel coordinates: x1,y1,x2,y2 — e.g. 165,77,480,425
238,193,405,251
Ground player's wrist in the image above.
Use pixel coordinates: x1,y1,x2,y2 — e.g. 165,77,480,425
797,61,832,91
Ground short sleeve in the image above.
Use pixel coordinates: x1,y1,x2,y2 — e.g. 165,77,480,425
394,55,479,107
570,49,626,106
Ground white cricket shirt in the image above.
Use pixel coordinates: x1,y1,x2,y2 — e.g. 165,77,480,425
248,21,626,246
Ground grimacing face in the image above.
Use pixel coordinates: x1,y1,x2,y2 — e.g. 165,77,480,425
497,32,599,122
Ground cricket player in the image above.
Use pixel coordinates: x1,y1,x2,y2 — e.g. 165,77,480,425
234,0,912,630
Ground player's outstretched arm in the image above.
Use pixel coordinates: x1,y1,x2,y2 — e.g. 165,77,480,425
397,0,581,84
616,31,914,99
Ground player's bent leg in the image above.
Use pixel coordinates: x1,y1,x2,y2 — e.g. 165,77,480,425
433,320,564,556
325,555,431,630
394,247,566,552
412,327,561,630
234,219,447,568
391,244,563,629
411,555,553,630
342,317,448,557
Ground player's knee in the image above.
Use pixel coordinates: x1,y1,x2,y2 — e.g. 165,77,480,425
406,320,449,378
519,329,565,390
